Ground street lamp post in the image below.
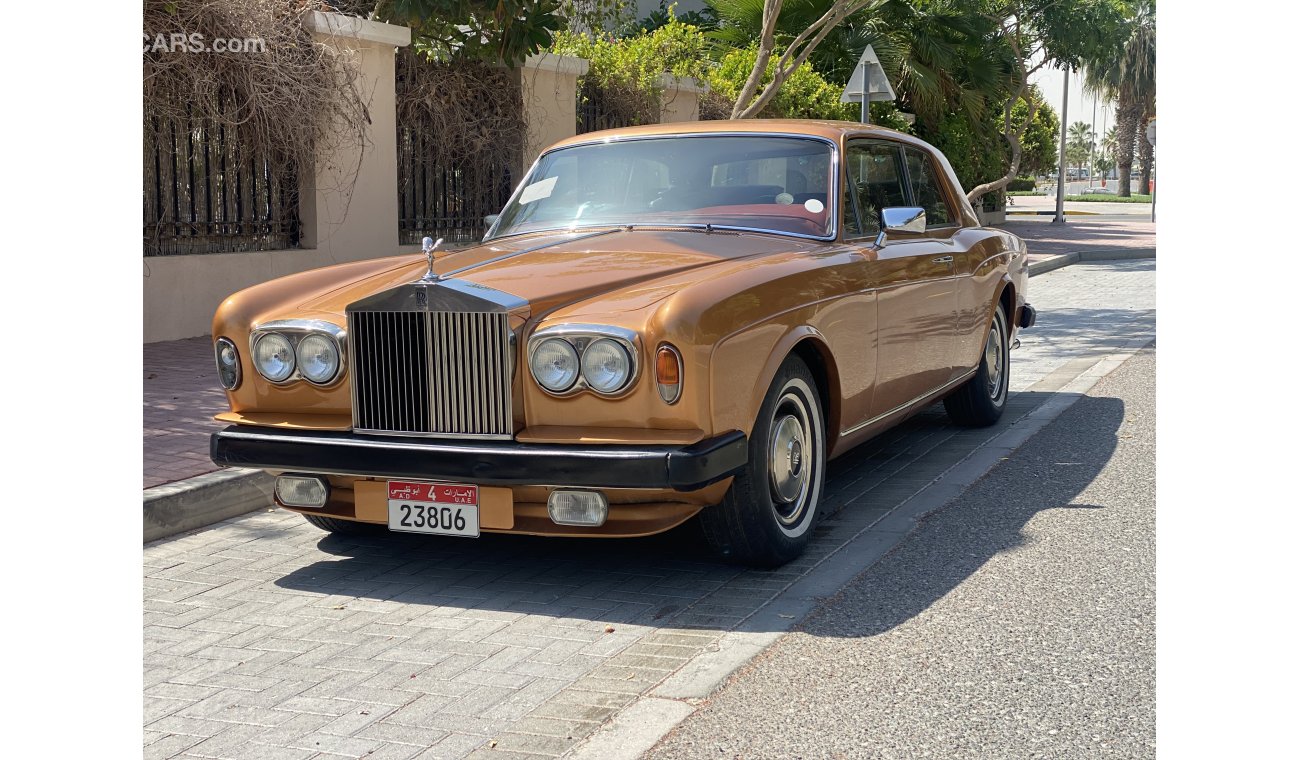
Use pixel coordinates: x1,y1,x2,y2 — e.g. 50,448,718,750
1089,97,1096,190
1053,67,1069,225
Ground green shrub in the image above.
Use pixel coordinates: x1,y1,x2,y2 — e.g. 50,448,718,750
705,46,857,121
1007,177,1037,192
553,15,710,125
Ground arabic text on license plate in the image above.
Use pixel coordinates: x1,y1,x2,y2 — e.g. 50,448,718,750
387,481,480,537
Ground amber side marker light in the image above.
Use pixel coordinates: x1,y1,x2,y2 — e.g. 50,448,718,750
656,344,683,404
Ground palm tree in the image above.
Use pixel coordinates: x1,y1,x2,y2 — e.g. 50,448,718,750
1067,121,1094,179
707,0,1011,128
1083,0,1155,197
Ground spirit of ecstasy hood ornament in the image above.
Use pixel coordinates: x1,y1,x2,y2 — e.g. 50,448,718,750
419,236,444,283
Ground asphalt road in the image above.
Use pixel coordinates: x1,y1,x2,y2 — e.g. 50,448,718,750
647,347,1156,760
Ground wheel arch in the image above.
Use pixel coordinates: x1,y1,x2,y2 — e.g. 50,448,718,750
789,336,842,452
715,325,842,450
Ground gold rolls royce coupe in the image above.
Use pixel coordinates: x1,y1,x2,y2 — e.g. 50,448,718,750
210,120,1036,567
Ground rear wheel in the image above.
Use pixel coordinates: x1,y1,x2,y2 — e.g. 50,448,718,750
944,302,1010,427
700,356,826,568
302,514,380,535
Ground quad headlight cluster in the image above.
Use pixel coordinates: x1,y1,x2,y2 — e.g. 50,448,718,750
528,327,638,397
242,320,346,387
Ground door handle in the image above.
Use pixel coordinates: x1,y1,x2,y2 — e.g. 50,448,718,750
932,256,953,264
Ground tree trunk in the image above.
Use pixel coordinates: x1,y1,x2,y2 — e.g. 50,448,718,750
1113,99,1140,197
966,91,1039,205
1137,107,1154,195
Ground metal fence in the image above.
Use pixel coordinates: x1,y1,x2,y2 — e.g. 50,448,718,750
144,102,301,257
577,83,643,134
396,129,514,246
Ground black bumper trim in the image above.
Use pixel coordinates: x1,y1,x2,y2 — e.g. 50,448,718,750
1019,303,1038,329
211,426,749,492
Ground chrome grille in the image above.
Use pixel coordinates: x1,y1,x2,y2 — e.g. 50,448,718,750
349,310,513,438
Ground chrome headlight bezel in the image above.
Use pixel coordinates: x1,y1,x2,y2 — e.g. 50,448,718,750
214,336,241,390
249,320,347,387
527,325,640,398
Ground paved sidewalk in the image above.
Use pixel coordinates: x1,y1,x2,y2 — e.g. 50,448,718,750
1005,217,1154,264
141,218,1154,492
143,261,1155,760
145,338,230,489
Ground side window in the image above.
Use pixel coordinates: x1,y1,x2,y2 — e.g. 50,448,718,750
844,141,909,237
904,147,956,228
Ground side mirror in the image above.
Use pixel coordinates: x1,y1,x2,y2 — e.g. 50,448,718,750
484,214,499,227
872,206,926,248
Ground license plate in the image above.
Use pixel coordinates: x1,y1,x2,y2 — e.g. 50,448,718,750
387,481,480,537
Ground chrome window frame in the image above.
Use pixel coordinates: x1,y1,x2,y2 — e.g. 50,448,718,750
527,324,642,399
484,132,841,244
250,319,348,388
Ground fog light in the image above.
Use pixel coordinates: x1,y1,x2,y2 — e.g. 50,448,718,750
547,490,608,527
275,475,329,508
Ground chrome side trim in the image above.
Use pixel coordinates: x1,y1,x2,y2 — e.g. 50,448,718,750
485,132,841,243
528,324,642,399
839,370,978,438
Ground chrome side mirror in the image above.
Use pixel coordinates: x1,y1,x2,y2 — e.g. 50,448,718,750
482,214,500,242
873,206,927,248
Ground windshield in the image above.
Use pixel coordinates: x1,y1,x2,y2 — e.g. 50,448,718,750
489,135,836,240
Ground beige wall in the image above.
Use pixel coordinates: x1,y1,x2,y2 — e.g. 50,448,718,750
143,13,410,343
144,39,708,343
659,75,708,123
515,53,589,180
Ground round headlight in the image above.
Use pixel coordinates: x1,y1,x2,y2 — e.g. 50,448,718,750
296,334,341,385
253,333,295,383
580,339,632,394
214,337,240,390
530,338,580,392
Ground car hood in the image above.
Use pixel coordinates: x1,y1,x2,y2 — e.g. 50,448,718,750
296,228,822,317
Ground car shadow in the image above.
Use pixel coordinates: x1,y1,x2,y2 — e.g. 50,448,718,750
272,385,1124,638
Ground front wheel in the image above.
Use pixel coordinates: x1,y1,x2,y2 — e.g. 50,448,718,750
302,514,380,535
944,302,1010,427
700,356,826,568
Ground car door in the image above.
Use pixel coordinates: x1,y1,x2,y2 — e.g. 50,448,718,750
843,138,958,418
900,144,974,384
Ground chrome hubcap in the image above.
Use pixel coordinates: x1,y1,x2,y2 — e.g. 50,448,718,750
985,315,1006,401
769,393,813,525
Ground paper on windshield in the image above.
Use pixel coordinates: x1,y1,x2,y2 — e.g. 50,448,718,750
518,176,558,205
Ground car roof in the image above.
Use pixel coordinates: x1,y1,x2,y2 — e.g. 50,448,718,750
546,119,917,152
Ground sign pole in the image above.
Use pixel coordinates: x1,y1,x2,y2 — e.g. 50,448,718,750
860,61,870,124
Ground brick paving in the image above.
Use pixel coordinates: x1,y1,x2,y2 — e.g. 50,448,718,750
143,259,1155,760
144,337,229,489
140,218,1153,492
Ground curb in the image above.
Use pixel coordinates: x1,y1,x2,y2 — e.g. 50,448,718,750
1027,246,1155,276
1008,209,1100,216
141,251,1157,544
144,467,274,543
